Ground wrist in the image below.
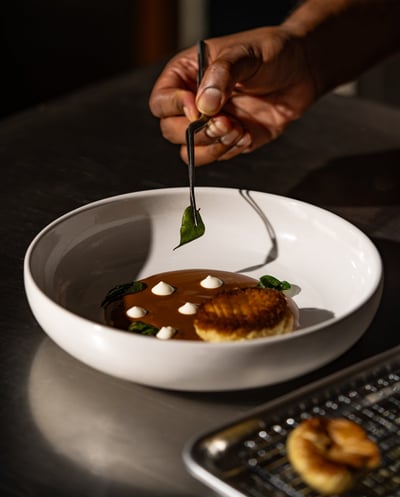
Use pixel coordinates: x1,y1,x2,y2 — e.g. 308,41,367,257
282,0,400,95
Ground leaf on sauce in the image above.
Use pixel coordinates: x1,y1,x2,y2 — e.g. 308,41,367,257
128,321,159,336
174,205,205,249
101,281,146,307
258,275,291,291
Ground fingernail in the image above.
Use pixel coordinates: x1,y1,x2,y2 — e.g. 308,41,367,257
183,105,199,122
183,106,190,120
220,129,240,146
236,133,251,148
197,87,223,115
275,104,295,119
205,119,229,138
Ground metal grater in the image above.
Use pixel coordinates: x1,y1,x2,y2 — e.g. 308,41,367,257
183,346,400,497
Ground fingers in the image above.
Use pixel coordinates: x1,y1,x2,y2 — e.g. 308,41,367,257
157,91,295,166
150,88,199,122
179,121,253,166
160,114,239,146
160,116,190,145
160,109,280,166
159,113,253,166
205,118,252,150
149,48,200,120
161,117,250,147
179,136,252,167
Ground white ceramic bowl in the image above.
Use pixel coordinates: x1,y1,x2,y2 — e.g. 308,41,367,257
24,187,383,391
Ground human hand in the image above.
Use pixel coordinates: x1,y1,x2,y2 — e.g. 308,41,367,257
149,26,318,166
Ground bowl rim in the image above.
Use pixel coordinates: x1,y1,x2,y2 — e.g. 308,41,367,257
24,186,383,349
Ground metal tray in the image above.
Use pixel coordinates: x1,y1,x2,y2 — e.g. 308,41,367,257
183,346,400,497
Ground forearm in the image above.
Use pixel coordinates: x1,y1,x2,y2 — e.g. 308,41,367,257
283,0,400,94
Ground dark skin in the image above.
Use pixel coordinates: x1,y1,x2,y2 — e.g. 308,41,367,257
149,26,315,165
149,0,400,166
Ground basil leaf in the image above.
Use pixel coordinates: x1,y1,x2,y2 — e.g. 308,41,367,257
174,205,205,249
128,321,159,336
258,275,291,291
101,281,146,307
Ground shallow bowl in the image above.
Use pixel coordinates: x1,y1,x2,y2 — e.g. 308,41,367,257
24,187,383,391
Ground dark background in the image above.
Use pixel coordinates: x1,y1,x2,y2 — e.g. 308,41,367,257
0,0,300,120
1,0,399,120
0,0,178,119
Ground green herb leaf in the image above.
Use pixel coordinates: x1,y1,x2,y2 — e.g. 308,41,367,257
100,281,146,307
174,205,205,249
128,321,159,336
258,275,291,291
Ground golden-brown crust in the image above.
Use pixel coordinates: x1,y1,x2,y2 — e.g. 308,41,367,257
286,417,381,495
194,287,294,342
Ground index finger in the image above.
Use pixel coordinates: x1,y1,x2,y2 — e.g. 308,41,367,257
149,49,200,120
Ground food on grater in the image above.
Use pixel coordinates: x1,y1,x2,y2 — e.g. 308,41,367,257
286,416,381,495
101,269,299,341
194,287,295,342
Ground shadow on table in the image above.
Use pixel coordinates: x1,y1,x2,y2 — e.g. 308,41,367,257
289,148,400,207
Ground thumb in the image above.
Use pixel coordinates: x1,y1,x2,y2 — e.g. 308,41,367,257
196,85,224,117
196,46,262,116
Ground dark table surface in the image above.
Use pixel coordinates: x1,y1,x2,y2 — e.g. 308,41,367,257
1,63,399,497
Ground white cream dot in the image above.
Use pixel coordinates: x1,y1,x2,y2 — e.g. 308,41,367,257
178,302,199,315
126,306,147,318
151,281,175,296
200,275,223,289
156,326,177,340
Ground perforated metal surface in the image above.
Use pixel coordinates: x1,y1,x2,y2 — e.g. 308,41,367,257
185,347,400,497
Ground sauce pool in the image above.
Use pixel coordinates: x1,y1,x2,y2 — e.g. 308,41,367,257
104,269,258,340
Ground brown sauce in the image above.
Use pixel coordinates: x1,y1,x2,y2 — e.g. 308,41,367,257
104,269,258,340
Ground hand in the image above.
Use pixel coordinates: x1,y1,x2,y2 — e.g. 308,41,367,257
149,26,318,166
